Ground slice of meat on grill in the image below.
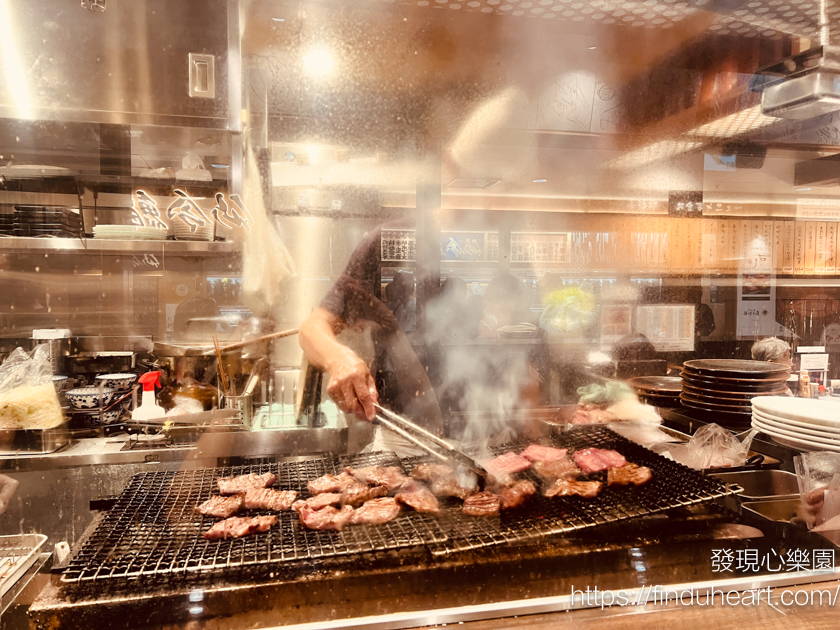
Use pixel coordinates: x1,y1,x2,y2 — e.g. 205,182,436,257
463,491,501,516
607,463,652,487
203,515,277,540
544,477,602,498
298,504,355,531
341,482,389,507
350,497,402,525
484,452,531,483
307,471,357,495
409,463,454,482
520,444,568,463
195,493,244,518
243,488,298,511
395,487,441,515
302,492,342,511
499,480,537,510
217,472,277,495
572,448,627,474
431,475,475,500
289,494,342,512
531,459,581,482
346,465,407,491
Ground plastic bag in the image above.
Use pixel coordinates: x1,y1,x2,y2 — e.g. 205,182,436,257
240,148,297,317
572,382,661,426
577,382,634,405
794,452,840,531
0,346,64,429
653,424,754,470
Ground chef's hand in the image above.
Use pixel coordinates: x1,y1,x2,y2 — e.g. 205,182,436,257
326,347,378,421
0,474,19,516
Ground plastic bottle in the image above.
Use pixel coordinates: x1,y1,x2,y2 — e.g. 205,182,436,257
133,371,165,420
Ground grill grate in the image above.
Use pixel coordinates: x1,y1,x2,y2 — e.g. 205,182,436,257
61,426,740,584
61,452,447,584
420,425,740,555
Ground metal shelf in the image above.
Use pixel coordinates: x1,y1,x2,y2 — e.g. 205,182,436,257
0,237,239,256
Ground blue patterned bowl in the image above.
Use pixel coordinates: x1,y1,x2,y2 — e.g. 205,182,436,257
94,373,137,393
66,387,114,410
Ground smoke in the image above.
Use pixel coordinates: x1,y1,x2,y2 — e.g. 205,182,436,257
424,284,533,462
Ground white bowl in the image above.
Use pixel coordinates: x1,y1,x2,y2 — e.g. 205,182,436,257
95,373,137,393
65,387,114,410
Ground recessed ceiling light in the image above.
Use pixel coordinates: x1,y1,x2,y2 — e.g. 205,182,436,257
588,46,597,50
533,178,548,183
272,17,285,21
303,48,334,77
796,187,811,191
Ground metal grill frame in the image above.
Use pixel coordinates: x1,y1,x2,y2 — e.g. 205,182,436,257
61,426,742,584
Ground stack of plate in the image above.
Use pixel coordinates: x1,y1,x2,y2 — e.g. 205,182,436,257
497,323,538,339
627,376,682,407
93,225,168,240
680,359,790,425
172,216,214,242
752,397,840,452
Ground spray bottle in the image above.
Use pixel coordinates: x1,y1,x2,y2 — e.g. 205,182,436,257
133,371,165,420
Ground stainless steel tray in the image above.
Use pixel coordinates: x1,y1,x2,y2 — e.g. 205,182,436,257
0,534,47,597
0,424,71,454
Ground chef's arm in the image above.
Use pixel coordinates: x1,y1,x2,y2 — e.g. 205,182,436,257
299,307,378,421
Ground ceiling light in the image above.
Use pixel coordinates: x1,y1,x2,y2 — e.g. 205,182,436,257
272,17,285,21
533,178,548,183
588,46,597,50
796,187,812,191
302,48,334,77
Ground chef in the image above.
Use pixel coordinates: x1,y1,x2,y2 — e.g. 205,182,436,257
300,223,544,454
299,223,445,455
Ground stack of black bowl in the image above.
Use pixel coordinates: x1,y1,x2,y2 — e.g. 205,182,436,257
628,376,683,407
680,359,790,428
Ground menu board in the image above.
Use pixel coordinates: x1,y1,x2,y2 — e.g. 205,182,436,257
827,223,837,274
783,221,795,273
816,221,827,274
794,221,806,274
804,221,817,274
635,304,695,352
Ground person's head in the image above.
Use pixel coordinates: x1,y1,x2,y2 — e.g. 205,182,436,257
751,337,792,365
386,272,414,306
483,274,527,326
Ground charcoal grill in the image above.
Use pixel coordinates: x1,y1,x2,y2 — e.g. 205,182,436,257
60,425,741,585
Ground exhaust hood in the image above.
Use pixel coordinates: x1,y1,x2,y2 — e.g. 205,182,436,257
759,46,840,120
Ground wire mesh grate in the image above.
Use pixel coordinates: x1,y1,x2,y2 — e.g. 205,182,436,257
61,426,740,584
61,451,448,584
419,425,741,555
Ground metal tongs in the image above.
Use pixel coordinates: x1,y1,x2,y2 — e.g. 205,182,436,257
373,403,490,485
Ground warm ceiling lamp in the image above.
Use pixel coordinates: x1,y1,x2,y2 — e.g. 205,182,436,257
302,48,334,77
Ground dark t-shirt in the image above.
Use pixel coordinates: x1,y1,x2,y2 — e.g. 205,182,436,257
320,224,443,432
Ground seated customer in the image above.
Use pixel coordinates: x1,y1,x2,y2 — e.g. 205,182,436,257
751,336,793,396
751,337,792,367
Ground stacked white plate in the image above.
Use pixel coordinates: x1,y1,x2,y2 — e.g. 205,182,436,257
171,216,214,242
752,396,840,453
93,225,168,240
